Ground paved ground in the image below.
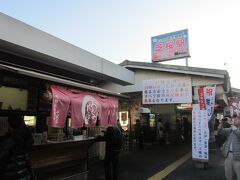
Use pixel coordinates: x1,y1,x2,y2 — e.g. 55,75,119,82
164,148,225,180
64,142,226,180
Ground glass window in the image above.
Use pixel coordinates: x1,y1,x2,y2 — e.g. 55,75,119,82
0,86,28,111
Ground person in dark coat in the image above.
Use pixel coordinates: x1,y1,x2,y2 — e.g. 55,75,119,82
182,117,191,142
156,118,164,144
96,125,122,180
0,114,33,180
164,120,171,144
134,119,144,149
175,119,183,144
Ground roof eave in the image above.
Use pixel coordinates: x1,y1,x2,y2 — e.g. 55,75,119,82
122,65,225,78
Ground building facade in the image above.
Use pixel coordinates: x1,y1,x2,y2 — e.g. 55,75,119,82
102,60,231,141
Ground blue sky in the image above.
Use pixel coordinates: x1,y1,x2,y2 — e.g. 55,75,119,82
1,0,240,88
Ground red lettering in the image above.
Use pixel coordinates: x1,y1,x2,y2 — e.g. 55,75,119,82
165,41,174,49
176,38,184,48
156,43,163,51
206,88,213,96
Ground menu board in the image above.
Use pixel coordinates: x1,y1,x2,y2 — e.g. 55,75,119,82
143,77,192,104
192,105,209,161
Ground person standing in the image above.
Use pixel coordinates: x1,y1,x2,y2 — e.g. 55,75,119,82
134,119,144,149
96,125,122,180
175,119,183,144
218,114,240,180
156,118,164,144
117,119,124,133
0,114,34,180
182,117,191,142
164,120,171,144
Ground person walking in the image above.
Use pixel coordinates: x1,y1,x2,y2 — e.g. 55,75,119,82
96,125,122,180
0,114,34,180
218,114,240,180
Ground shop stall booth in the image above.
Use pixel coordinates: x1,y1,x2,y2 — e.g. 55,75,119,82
0,67,128,179
0,13,134,179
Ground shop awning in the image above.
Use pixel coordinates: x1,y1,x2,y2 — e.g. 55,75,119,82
0,13,134,86
0,63,129,99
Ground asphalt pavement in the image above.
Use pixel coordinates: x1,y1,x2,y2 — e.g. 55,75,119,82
66,142,226,180
164,148,225,180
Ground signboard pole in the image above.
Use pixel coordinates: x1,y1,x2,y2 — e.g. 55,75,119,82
186,58,188,67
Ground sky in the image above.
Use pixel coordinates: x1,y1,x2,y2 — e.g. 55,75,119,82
1,0,240,88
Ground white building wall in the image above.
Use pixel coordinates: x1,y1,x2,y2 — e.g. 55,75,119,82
101,69,224,93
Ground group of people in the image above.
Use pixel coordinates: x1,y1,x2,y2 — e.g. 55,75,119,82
133,116,191,149
156,117,191,145
94,114,240,180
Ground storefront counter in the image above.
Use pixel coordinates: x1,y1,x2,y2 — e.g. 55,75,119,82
31,137,96,179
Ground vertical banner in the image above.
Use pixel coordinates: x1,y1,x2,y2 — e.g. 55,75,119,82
197,86,216,120
192,86,215,161
204,86,216,121
192,105,209,161
198,87,206,110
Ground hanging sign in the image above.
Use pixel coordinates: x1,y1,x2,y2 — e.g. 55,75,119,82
143,76,192,104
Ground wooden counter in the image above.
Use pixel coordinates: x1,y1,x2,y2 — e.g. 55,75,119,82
30,137,95,179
